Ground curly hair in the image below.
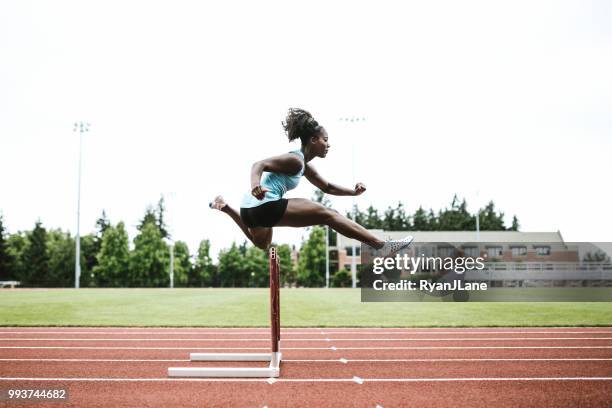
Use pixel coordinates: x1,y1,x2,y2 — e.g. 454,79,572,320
282,108,323,144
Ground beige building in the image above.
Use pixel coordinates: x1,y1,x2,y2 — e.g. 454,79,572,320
332,230,579,274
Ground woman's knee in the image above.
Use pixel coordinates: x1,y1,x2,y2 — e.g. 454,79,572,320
321,208,340,225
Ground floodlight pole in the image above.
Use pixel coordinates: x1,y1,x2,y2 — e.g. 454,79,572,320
73,121,90,289
170,242,174,288
325,226,329,288
339,116,366,289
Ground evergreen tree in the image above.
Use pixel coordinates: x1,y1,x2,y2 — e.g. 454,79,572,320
46,229,75,287
171,241,191,287
80,234,98,287
297,226,326,287
129,222,169,287
6,233,26,283
0,214,14,280
437,195,474,230
156,196,170,239
22,221,49,286
94,222,130,287
412,207,429,231
191,239,215,287
364,205,382,229
510,215,520,231
479,201,506,230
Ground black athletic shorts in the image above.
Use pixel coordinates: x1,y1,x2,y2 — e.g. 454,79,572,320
240,199,289,228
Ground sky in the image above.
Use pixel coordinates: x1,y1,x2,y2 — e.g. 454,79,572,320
1,0,611,260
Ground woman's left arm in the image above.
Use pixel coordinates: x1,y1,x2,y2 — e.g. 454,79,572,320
304,164,366,196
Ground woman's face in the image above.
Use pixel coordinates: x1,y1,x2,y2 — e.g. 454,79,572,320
311,128,330,158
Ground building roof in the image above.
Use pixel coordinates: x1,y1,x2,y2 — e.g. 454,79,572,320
336,230,565,247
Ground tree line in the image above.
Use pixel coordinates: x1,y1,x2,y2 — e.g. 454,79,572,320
0,195,519,288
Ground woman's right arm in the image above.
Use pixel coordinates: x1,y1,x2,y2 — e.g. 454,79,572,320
250,153,303,199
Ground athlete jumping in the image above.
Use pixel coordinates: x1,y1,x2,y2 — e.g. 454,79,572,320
210,108,412,254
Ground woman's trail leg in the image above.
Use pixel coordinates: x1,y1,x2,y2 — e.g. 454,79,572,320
221,204,254,242
217,202,272,249
277,198,384,249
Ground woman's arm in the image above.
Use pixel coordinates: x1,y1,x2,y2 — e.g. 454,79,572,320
304,164,366,196
250,153,303,199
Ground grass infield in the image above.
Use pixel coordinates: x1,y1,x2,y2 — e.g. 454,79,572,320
0,288,611,327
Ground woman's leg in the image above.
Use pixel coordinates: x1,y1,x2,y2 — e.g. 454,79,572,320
212,197,273,250
276,198,384,249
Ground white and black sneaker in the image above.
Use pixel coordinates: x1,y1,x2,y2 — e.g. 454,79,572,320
209,195,227,211
379,235,414,258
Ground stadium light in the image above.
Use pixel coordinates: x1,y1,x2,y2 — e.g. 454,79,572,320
73,121,90,289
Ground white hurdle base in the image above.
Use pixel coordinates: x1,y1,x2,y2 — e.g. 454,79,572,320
167,351,282,378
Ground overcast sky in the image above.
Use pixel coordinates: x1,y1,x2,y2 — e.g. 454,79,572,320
1,0,611,259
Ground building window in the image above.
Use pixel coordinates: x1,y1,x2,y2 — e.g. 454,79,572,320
437,246,455,257
486,246,503,257
534,246,551,256
463,246,479,257
344,264,352,271
345,247,360,256
511,246,527,256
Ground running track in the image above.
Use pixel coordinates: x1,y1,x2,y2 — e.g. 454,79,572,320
1,327,611,407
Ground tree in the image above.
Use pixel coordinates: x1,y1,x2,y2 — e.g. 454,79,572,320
21,221,49,286
412,207,430,231
172,241,191,287
94,222,130,287
364,205,383,229
46,229,75,287
437,195,474,231
0,214,14,280
191,239,215,287
297,226,326,287
510,215,520,231
332,268,352,287
79,234,98,287
277,244,296,286
244,246,268,287
6,233,26,283
156,196,170,239
217,243,245,287
129,222,169,287
479,201,506,231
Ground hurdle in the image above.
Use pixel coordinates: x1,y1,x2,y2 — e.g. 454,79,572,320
168,246,281,378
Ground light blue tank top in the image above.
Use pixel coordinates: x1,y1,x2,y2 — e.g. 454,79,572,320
240,150,305,208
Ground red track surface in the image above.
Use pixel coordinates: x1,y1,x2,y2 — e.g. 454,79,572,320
0,327,611,407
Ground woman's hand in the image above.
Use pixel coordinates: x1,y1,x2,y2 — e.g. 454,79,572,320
353,182,367,196
251,185,269,200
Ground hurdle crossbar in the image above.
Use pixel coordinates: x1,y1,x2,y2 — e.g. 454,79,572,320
168,247,281,378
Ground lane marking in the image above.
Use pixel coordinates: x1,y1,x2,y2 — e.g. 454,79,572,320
1,330,612,335
0,377,611,383
1,357,611,363
2,346,612,350
353,376,364,384
1,337,611,342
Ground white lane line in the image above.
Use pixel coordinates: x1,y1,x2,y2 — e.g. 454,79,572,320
0,358,190,362
2,331,612,335
285,358,612,362
1,358,611,363
0,377,611,383
2,337,611,342
1,346,612,350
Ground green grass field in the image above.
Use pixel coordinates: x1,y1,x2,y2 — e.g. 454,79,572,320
0,288,611,327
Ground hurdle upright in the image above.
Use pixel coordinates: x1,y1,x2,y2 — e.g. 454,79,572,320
168,246,281,378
